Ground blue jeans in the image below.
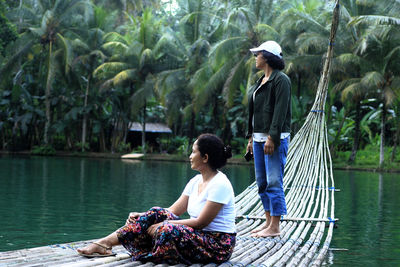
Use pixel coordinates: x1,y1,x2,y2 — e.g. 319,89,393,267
253,137,289,216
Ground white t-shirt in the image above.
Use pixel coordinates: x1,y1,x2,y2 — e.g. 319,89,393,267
182,171,236,233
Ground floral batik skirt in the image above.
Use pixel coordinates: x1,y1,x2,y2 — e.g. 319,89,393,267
116,207,236,265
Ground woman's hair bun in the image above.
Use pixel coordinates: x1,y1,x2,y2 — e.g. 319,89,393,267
224,145,232,159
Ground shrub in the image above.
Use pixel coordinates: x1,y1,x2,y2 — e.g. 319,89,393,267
31,145,56,156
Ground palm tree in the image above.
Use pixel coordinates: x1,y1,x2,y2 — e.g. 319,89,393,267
70,4,110,151
2,0,92,145
94,8,168,153
349,1,400,168
277,0,331,100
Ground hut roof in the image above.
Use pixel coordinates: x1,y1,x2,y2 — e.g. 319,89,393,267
128,122,172,133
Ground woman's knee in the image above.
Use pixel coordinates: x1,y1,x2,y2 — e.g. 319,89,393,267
154,223,176,240
148,206,164,213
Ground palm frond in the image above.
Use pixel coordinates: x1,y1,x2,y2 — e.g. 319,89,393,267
335,53,362,66
93,62,130,79
130,75,155,113
155,68,186,103
182,103,194,122
237,7,256,32
138,9,157,49
113,69,138,87
333,78,361,92
139,48,154,70
350,15,400,26
384,45,400,73
193,59,232,111
223,56,246,107
89,50,107,61
384,86,396,106
153,33,186,60
361,71,384,88
41,9,55,31
56,33,73,75
102,41,129,55
28,26,45,37
180,11,203,25
341,82,363,102
55,0,92,25
0,35,34,78
71,38,90,52
209,37,247,68
331,53,364,73
255,24,280,41
103,32,128,44
296,32,328,54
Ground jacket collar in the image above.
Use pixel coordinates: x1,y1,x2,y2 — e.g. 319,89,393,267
255,69,279,86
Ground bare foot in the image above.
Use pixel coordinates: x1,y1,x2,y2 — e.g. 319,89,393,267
251,227,280,237
250,223,269,234
77,242,115,257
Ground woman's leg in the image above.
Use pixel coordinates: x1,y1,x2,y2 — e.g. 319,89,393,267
77,207,178,256
251,141,271,234
254,137,289,237
141,222,236,265
77,232,120,255
117,207,179,259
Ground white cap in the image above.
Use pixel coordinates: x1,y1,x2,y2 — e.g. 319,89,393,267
250,41,283,59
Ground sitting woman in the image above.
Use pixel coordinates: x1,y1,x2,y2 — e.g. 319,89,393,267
77,133,236,265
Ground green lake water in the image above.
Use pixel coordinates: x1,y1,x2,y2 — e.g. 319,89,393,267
0,155,399,266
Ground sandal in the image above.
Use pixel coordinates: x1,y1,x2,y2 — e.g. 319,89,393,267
77,242,117,258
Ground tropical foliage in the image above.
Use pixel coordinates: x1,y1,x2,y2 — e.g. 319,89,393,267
0,0,399,169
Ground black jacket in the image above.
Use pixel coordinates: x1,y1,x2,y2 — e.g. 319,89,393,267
247,69,291,147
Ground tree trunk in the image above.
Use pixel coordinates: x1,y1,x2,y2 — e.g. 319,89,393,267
141,102,146,154
0,129,4,149
99,127,106,152
297,72,301,99
329,109,347,156
348,101,361,163
391,119,399,162
44,41,53,145
189,109,195,142
81,75,90,152
111,117,122,153
379,101,386,169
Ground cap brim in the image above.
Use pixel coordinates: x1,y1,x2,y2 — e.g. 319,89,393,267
249,47,262,55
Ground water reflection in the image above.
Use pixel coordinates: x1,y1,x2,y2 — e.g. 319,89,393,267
332,170,400,266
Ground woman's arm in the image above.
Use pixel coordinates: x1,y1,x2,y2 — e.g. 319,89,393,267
167,194,189,216
169,200,223,229
148,200,223,236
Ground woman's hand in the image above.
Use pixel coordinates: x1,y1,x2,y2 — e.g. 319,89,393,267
147,222,163,237
264,136,275,155
125,212,145,225
246,137,253,155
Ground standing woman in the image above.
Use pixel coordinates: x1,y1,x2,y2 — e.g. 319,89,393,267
246,41,291,237
77,134,236,265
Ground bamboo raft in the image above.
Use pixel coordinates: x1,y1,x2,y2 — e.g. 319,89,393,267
0,1,340,266
0,180,337,267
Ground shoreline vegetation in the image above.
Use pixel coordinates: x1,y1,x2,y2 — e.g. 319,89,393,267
1,149,399,173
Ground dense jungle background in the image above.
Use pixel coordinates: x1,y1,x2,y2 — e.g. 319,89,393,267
0,0,399,169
